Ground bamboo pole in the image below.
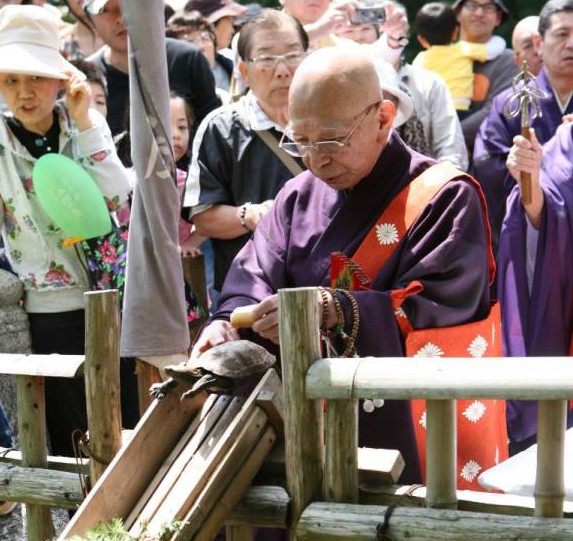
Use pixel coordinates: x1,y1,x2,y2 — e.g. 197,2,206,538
278,287,324,535
425,399,457,509
306,357,573,400
84,290,122,485
535,399,567,518
16,375,53,541
324,400,358,503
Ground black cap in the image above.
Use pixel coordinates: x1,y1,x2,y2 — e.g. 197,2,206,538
451,0,509,22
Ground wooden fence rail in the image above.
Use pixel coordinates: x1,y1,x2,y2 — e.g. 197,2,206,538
278,287,573,539
0,290,121,541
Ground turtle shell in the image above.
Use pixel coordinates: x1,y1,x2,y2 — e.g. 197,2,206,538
188,340,276,379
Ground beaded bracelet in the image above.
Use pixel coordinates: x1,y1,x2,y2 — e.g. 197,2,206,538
334,289,360,357
317,286,330,329
239,202,252,231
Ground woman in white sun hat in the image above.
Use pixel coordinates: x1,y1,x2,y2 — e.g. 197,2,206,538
0,4,131,456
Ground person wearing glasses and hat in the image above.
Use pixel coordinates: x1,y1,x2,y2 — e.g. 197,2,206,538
451,0,518,153
191,47,506,487
0,5,132,456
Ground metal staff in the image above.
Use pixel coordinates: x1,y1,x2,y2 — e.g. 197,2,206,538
503,61,545,206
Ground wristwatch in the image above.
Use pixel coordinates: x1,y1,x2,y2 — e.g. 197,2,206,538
387,35,409,49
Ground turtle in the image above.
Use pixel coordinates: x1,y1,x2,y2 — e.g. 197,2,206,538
149,340,276,401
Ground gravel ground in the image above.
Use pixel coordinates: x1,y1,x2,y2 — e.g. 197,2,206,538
0,505,70,540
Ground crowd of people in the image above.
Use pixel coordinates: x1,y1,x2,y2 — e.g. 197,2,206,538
0,0,572,508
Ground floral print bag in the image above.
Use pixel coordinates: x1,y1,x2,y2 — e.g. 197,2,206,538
80,213,128,305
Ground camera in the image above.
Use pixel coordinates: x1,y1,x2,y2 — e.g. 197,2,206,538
350,2,386,25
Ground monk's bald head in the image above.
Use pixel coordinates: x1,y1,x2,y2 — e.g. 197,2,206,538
289,48,382,121
285,48,395,191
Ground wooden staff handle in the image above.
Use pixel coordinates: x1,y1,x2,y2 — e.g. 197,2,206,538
230,305,257,328
520,126,533,206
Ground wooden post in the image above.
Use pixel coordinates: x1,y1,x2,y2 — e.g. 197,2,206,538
425,399,457,509
278,287,324,536
16,375,53,541
182,254,209,341
324,400,358,503
84,290,122,485
535,399,567,517
135,360,162,416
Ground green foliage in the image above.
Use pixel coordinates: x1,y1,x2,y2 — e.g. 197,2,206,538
67,517,186,541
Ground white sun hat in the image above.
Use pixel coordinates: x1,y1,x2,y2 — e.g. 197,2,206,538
0,5,78,80
372,58,414,128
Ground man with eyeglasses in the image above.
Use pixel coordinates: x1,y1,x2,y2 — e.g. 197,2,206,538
474,0,573,263
452,0,518,153
191,47,496,484
183,10,309,304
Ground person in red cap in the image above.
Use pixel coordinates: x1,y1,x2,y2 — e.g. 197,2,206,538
184,0,246,50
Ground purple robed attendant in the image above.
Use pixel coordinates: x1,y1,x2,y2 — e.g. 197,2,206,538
473,68,573,259
499,122,573,448
214,133,491,482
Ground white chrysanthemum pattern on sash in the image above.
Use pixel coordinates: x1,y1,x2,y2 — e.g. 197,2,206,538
467,335,488,357
376,223,399,245
419,410,427,429
460,459,482,482
462,400,486,423
414,342,444,357
394,306,407,319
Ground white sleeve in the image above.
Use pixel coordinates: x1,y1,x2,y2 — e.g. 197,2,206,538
426,72,469,170
486,35,506,60
370,34,403,67
74,108,132,210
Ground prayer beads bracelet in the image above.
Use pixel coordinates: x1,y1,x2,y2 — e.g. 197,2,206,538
239,202,252,231
333,288,360,357
317,286,345,330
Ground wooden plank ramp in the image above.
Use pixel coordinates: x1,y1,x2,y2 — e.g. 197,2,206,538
59,368,283,540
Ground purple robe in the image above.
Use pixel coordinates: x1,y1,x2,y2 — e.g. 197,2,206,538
215,134,491,483
472,68,573,262
498,123,573,445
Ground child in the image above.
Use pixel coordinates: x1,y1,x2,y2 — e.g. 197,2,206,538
0,5,132,456
413,2,505,118
169,93,211,324
169,92,205,259
70,58,108,118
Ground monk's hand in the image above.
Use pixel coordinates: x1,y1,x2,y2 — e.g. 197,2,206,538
65,71,92,131
506,128,544,228
190,320,239,359
251,294,279,344
379,2,408,44
562,114,573,125
243,200,273,231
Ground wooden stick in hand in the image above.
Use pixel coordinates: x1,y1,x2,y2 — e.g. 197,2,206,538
520,126,533,206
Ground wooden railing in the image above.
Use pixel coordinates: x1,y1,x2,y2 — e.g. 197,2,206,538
0,290,121,541
278,287,573,540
